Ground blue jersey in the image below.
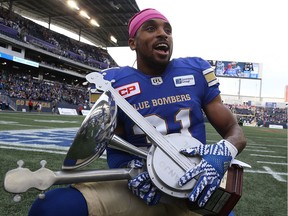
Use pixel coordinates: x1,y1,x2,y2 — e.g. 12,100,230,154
103,57,220,168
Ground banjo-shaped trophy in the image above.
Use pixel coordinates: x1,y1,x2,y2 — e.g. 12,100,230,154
82,72,202,198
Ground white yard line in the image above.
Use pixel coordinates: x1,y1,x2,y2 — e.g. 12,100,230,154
245,146,267,149
257,161,288,165
0,145,67,154
263,166,287,182
245,149,275,153
0,145,107,158
245,169,287,176
250,154,286,158
248,143,287,148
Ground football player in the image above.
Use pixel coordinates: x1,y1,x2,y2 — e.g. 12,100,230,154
29,8,246,216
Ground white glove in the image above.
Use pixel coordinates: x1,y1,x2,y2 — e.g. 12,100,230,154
127,159,161,205
178,140,238,207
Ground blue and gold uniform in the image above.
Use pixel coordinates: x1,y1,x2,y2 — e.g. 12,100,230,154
103,57,220,168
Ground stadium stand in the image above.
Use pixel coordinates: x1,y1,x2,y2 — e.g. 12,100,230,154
0,7,116,69
224,104,287,129
0,4,130,113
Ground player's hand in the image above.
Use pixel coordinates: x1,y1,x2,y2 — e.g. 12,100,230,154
126,159,144,169
178,140,238,207
127,160,161,205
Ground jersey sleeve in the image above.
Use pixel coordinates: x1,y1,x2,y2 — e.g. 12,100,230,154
192,57,219,87
193,57,221,105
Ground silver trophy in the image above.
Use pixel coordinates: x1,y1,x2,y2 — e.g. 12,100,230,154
62,90,147,170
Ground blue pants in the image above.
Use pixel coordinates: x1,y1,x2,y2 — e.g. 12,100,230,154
29,186,88,216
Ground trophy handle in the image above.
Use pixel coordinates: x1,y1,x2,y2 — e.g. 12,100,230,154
109,134,148,159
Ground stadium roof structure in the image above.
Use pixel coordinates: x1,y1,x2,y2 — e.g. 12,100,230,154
1,0,140,47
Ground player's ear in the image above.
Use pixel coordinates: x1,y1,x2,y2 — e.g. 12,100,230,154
128,38,136,51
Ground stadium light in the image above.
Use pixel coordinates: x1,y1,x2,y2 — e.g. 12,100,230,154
67,0,79,10
90,19,100,27
110,35,117,44
79,10,90,19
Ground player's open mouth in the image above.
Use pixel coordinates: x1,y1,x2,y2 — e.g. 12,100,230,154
154,43,169,55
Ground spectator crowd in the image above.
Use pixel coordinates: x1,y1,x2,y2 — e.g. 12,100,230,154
0,71,88,107
225,103,287,128
0,6,117,69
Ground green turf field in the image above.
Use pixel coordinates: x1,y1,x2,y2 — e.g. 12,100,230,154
0,111,287,216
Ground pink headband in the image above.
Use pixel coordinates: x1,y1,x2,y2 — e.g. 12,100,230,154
128,8,169,38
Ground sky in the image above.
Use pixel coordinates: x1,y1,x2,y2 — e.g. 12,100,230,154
107,0,288,100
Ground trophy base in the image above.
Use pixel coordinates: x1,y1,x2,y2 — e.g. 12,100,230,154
187,164,244,216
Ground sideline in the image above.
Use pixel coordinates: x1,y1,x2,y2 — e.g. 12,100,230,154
0,145,107,159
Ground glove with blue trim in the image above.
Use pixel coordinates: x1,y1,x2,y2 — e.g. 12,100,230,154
178,140,238,207
127,159,161,205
